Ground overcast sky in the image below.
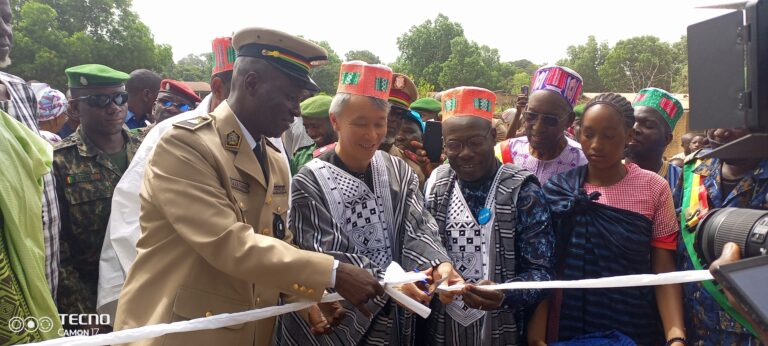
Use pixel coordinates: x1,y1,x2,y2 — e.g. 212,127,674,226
131,0,733,64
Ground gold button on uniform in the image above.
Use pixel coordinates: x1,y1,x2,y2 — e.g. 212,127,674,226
293,283,299,291
238,202,245,209
266,197,272,205
205,311,213,317
307,289,315,294
299,286,307,292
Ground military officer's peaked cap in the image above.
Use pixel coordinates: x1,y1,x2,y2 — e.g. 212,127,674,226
65,64,130,89
232,27,328,92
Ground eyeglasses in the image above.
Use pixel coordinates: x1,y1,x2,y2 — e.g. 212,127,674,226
444,128,492,154
159,99,192,112
523,111,563,127
75,92,129,108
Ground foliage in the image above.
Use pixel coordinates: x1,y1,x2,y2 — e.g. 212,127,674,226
557,35,610,92
6,3,692,95
309,40,342,95
167,53,212,82
7,0,172,90
344,50,381,64
395,13,464,89
598,36,678,92
438,37,495,89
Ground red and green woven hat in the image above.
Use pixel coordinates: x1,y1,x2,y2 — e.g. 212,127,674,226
336,61,393,101
633,87,684,130
440,86,496,122
211,37,236,76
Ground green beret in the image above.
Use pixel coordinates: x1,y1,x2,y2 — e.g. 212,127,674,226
65,64,129,89
410,97,441,113
573,104,585,119
300,95,332,118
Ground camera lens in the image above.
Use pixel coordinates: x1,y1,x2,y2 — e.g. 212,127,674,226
696,208,768,266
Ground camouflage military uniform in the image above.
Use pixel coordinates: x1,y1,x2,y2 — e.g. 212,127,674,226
52,126,140,322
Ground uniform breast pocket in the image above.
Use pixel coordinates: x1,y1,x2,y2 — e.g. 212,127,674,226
61,176,114,234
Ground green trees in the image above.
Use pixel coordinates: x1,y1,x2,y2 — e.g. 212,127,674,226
394,14,464,90
394,14,535,93
8,0,172,90
558,35,688,93
344,50,381,64
599,36,677,92
8,4,690,95
166,54,212,82
309,40,342,95
557,36,609,92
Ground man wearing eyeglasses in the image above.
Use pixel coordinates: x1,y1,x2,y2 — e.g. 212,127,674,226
422,87,554,345
51,64,140,333
151,79,202,124
494,65,587,184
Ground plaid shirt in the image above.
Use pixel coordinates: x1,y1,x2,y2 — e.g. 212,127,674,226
0,71,60,298
584,163,679,241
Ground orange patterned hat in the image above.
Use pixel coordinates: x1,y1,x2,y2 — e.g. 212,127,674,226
211,37,236,76
440,86,496,122
336,61,393,101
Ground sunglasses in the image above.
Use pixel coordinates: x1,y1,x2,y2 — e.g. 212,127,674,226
75,92,129,108
524,111,563,128
444,128,492,154
159,99,192,112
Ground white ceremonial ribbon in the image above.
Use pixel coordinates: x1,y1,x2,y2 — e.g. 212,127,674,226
21,263,428,346
19,268,714,346
436,270,714,292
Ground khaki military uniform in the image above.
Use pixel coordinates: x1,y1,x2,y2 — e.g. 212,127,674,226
114,101,334,346
52,126,140,318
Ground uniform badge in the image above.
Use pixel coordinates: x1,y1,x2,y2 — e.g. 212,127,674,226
477,208,492,225
65,172,102,185
225,130,241,150
173,116,211,131
273,185,287,195
273,214,285,240
230,177,250,193
395,75,405,89
79,76,88,86
165,83,171,91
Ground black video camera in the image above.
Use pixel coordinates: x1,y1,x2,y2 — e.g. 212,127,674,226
688,0,768,264
688,1,768,339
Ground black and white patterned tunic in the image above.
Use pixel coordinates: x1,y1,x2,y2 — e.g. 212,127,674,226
422,163,556,346
275,150,450,346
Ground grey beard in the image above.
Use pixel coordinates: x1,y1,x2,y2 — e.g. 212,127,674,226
0,56,11,69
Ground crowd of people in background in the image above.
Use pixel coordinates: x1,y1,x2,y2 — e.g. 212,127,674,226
0,1,766,345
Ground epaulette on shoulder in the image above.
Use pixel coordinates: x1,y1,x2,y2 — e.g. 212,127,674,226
173,116,212,131
54,134,79,150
